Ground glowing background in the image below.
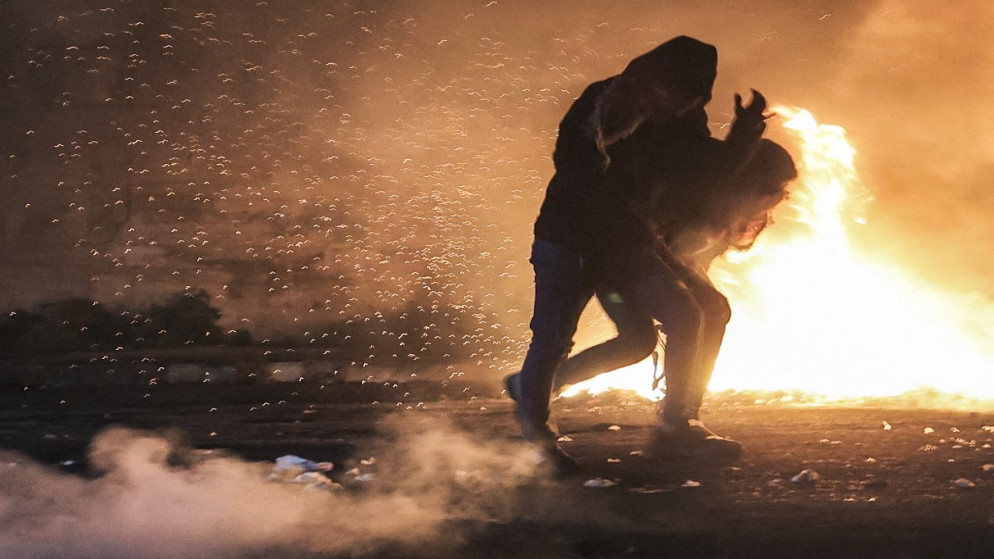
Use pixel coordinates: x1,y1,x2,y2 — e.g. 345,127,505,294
2,1,993,391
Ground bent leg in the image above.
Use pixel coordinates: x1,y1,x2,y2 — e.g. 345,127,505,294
679,264,731,417
616,255,704,423
555,287,656,391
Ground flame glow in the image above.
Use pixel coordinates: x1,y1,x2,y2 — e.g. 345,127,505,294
563,107,994,406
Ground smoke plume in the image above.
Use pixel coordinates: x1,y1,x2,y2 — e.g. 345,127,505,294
0,418,544,559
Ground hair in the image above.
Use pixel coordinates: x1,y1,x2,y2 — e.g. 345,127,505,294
736,139,798,195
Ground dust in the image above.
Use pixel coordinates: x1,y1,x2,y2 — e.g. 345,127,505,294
0,417,546,559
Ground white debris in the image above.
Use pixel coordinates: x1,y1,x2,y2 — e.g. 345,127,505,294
982,464,994,472
953,478,976,489
273,454,333,474
881,420,892,431
583,477,617,488
923,427,935,435
791,469,820,484
607,425,621,431
681,480,701,488
267,455,338,490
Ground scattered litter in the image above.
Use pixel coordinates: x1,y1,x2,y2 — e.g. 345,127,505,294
982,464,994,472
558,435,573,442
861,477,888,489
273,455,334,474
923,427,935,435
950,427,960,433
360,457,377,466
267,455,338,490
629,486,671,495
607,458,621,463
607,425,621,431
583,477,617,488
881,421,892,431
60,460,76,467
918,444,938,452
791,469,820,485
982,425,994,433
290,471,338,490
629,450,644,456
681,480,701,488
953,478,976,489
865,457,877,463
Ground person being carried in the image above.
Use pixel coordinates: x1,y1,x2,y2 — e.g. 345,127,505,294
555,135,798,458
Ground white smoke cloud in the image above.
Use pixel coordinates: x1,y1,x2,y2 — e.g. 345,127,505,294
0,418,544,559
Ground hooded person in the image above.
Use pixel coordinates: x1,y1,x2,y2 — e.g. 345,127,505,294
510,36,731,475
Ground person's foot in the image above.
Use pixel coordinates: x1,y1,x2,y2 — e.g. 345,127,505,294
645,418,743,460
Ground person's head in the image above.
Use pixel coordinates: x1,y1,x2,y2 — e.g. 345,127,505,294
735,139,798,200
623,36,718,106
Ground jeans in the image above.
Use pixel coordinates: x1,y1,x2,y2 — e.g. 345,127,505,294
517,239,593,427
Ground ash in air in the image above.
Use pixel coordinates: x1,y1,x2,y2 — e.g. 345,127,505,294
2,1,992,373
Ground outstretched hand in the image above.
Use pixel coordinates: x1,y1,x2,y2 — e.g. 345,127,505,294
733,89,772,129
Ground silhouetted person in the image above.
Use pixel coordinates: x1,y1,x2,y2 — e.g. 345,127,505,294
558,137,797,457
508,36,766,474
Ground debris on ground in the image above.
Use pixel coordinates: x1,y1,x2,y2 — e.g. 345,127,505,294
267,454,339,490
791,469,820,485
953,478,976,489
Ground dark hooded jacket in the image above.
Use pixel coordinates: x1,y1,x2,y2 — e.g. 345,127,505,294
532,36,717,265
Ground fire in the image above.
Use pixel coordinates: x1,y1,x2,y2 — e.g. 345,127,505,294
563,106,994,406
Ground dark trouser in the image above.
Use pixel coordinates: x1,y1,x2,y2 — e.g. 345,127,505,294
517,239,594,429
517,239,730,435
554,287,656,390
560,249,731,422
621,249,731,422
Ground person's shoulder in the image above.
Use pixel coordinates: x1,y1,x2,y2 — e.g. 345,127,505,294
578,76,618,98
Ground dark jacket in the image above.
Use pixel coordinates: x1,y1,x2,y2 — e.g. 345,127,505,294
531,36,719,270
532,77,615,257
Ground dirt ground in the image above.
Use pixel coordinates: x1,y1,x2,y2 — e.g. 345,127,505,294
1,379,993,558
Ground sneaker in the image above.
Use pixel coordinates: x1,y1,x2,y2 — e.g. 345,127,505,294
646,418,743,459
503,372,522,403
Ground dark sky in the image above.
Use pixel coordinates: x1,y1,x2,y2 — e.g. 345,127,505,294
2,1,992,365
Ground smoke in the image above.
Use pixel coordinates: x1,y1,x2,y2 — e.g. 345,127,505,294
1,0,992,368
0,419,545,559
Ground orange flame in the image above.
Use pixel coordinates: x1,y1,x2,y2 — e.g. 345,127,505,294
564,107,994,407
